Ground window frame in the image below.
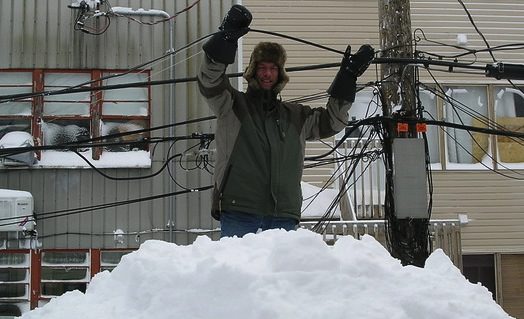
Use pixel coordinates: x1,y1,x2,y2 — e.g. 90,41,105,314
0,68,151,166
491,85,524,169
0,248,136,313
440,85,491,169
344,83,524,171
417,83,524,170
0,249,31,315
39,249,91,299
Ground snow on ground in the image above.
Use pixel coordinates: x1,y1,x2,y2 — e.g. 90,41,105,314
20,228,512,319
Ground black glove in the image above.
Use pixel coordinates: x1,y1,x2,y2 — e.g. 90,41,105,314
220,5,252,41
327,44,375,102
203,5,252,64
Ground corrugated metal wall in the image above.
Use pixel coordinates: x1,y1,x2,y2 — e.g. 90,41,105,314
0,0,237,248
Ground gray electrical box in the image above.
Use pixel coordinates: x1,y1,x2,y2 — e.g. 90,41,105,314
392,138,428,219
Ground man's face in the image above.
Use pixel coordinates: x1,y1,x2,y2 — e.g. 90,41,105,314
256,61,279,90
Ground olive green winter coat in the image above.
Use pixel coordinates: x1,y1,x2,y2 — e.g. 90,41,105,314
197,54,351,221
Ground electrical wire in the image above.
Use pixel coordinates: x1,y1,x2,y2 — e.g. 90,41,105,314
455,0,524,100
249,28,345,55
414,27,524,60
74,148,177,181
169,140,213,190
0,186,213,227
0,116,217,157
457,0,496,62
302,92,385,231
0,57,493,104
36,227,220,240
309,128,383,232
413,28,476,61
3,20,524,243
420,71,524,176
0,31,217,104
73,0,112,35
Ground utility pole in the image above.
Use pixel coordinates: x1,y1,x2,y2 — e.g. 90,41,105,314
379,0,416,122
378,0,430,267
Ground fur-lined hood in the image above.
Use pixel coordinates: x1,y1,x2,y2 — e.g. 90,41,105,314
243,42,289,93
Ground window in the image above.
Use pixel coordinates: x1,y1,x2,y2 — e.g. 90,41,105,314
0,69,151,168
338,84,524,171
419,88,440,165
493,86,524,165
0,248,138,314
0,251,30,316
443,86,490,168
100,250,132,272
462,254,496,300
347,87,382,138
40,251,89,298
337,88,385,219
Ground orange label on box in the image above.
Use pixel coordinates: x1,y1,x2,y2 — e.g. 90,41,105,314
397,122,409,132
416,123,427,132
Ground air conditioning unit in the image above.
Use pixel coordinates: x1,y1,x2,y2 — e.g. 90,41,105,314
0,131,36,167
0,189,35,232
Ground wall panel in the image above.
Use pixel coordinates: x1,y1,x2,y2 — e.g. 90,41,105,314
431,171,524,253
411,0,524,84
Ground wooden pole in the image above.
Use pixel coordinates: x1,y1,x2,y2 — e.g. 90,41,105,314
378,0,429,267
378,0,416,136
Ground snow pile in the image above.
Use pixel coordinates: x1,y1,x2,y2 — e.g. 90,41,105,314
21,229,512,319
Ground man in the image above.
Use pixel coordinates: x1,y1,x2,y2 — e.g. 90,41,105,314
198,5,374,237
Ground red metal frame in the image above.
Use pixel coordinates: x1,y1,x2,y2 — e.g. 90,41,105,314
29,250,41,309
90,249,101,277
0,68,151,162
32,70,44,160
92,70,103,160
1,248,137,310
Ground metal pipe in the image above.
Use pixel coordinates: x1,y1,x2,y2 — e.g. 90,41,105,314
110,7,176,243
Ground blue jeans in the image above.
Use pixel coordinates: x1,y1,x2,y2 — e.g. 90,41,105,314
220,210,298,238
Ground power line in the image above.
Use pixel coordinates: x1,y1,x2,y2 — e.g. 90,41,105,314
2,21,524,241
0,59,492,103
0,116,217,157
0,186,213,227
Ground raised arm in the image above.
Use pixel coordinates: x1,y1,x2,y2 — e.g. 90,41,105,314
197,5,252,116
303,44,375,140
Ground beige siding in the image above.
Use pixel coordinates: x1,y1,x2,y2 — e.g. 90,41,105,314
411,0,524,83
430,171,524,253
410,1,524,254
243,1,524,255
500,254,524,319
243,0,380,104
